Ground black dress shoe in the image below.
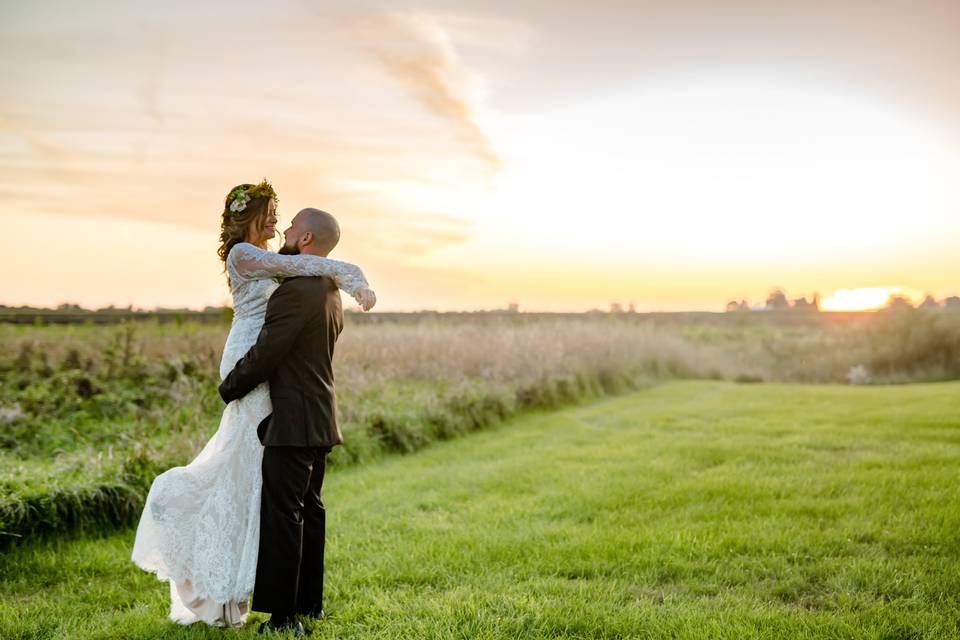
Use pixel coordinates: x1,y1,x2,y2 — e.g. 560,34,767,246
300,608,325,621
258,620,305,636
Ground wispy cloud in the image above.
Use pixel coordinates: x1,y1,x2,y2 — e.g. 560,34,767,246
350,11,504,172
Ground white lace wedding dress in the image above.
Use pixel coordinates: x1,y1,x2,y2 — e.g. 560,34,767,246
131,242,369,627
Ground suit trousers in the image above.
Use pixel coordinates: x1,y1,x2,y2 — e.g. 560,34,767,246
252,445,329,618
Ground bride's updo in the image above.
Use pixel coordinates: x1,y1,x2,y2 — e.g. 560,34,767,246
217,179,278,267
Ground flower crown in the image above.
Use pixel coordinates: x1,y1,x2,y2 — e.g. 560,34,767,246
227,179,278,215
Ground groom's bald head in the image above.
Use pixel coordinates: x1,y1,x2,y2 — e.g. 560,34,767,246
286,208,340,256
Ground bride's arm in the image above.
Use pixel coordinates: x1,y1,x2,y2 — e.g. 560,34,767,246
228,242,375,310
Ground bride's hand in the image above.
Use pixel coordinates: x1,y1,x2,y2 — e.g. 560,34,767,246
353,287,377,312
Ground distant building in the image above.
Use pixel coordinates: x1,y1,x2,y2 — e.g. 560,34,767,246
506,302,519,313
791,296,820,312
610,303,623,313
765,289,790,310
754,289,822,312
725,299,751,312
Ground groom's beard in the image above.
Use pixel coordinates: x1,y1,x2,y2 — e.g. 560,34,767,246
278,244,300,256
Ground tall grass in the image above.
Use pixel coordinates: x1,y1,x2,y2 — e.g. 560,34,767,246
2,309,959,546
675,307,960,384
0,317,749,546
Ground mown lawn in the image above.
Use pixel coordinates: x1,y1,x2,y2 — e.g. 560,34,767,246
2,380,959,639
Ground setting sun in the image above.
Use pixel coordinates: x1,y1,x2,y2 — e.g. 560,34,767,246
820,287,918,312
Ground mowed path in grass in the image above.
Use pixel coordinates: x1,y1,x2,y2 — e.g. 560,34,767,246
2,381,960,639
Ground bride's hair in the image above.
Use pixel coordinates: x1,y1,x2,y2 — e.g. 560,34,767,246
217,182,277,288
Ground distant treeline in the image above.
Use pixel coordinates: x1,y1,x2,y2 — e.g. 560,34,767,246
0,304,232,325
726,289,960,313
4,293,959,326
0,303,869,327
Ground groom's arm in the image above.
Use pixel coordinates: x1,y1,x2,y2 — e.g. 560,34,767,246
218,282,307,403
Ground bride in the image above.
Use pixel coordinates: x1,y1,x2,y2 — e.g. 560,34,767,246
131,179,375,627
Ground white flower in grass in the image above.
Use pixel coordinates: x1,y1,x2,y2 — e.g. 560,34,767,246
0,403,25,425
847,364,871,385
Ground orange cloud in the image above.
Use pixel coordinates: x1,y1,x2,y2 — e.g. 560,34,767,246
350,11,501,172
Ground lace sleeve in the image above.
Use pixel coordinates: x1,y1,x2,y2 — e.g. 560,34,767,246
227,242,369,295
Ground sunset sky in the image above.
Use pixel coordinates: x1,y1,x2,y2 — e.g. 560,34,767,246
2,0,958,311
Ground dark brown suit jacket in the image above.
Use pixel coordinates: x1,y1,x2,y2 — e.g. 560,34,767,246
219,276,344,448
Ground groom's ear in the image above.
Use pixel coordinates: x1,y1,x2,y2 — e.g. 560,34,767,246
300,231,313,247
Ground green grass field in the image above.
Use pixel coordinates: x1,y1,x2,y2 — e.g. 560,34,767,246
2,380,959,639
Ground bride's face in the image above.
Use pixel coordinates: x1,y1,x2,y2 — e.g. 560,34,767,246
247,198,278,246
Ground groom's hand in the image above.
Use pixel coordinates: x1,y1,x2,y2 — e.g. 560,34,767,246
218,360,246,404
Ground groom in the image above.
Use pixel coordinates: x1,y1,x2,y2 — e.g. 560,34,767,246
219,208,347,635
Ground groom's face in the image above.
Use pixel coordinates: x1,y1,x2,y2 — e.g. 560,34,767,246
279,213,303,255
